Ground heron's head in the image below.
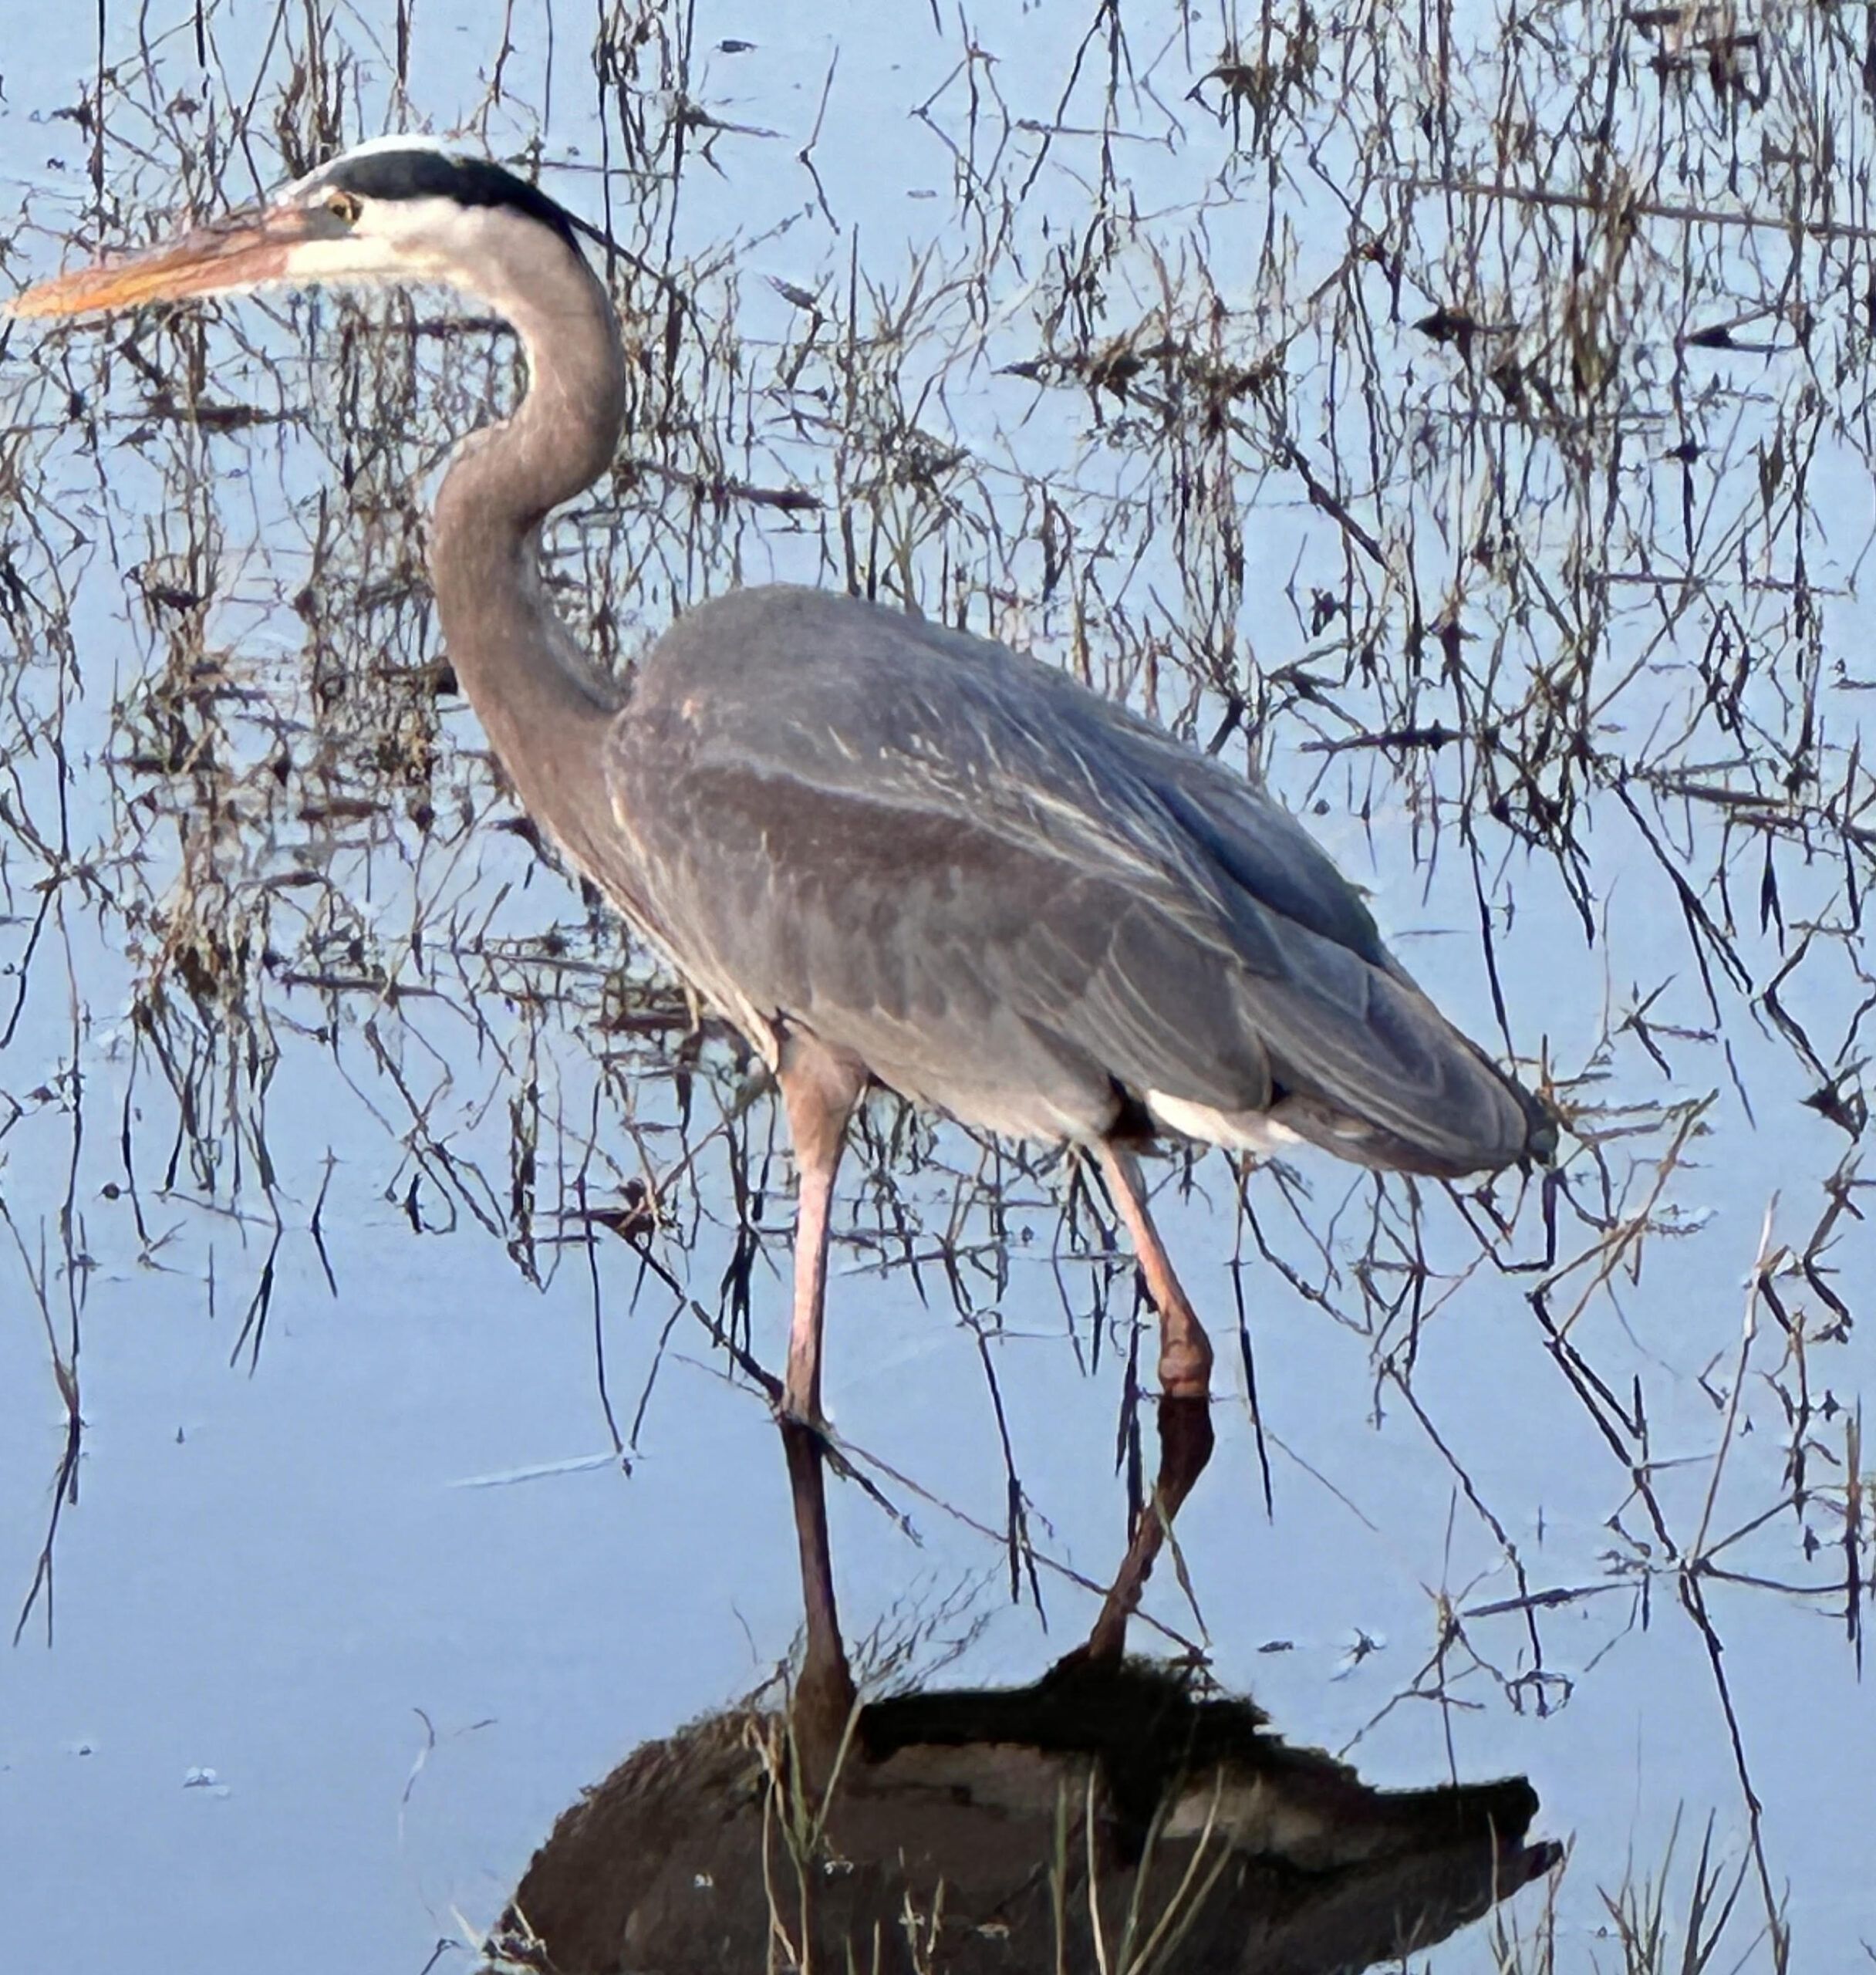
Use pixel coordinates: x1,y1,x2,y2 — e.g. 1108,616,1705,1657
7,138,588,320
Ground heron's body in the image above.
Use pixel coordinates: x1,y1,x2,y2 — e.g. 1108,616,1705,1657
609,585,1537,1171
11,140,1553,1737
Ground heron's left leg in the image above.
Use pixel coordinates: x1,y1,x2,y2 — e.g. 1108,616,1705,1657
778,1032,867,1426
1085,1140,1216,1660
775,1032,867,1779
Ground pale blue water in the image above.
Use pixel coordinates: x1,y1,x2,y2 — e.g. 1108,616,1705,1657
2,3,1871,1970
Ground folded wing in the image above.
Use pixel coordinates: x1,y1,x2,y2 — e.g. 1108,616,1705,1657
604,587,1545,1176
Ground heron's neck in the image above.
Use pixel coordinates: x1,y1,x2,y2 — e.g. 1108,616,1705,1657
430,236,627,883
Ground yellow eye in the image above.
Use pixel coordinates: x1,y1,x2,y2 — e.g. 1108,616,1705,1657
326,190,363,225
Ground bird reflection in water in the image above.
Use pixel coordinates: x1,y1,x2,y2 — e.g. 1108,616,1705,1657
483,1505,1558,1974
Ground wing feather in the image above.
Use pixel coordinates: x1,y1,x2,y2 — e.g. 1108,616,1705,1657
604,586,1542,1173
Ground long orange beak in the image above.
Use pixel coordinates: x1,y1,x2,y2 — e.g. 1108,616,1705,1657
6,207,316,319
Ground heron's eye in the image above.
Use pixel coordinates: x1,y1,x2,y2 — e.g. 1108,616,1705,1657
326,190,363,226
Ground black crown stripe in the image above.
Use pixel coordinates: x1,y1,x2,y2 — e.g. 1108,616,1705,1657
319,149,582,255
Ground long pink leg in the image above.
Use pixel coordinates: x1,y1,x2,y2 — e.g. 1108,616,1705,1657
775,1031,866,1776
1085,1140,1216,1660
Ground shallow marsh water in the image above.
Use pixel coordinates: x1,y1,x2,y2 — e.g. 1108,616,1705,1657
0,2,1871,1969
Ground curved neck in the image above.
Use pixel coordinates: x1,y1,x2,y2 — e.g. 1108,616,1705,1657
429,228,627,882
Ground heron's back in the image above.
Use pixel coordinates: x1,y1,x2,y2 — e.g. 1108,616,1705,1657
602,587,1550,1177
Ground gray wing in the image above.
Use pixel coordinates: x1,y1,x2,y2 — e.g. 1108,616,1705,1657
603,586,1542,1175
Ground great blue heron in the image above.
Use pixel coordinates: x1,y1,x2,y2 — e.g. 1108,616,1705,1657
11,140,1553,1737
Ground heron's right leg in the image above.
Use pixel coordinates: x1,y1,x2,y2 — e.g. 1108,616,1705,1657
775,1033,867,1779
1085,1140,1216,1661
